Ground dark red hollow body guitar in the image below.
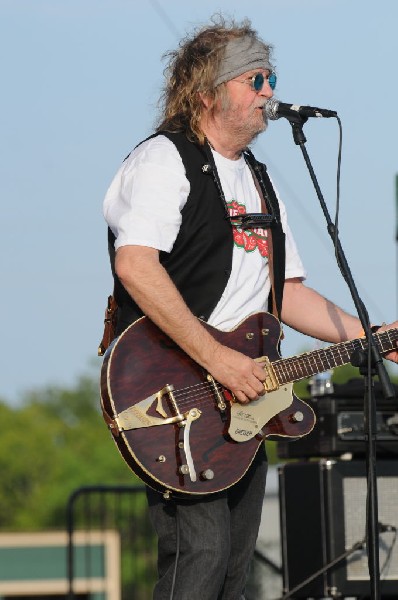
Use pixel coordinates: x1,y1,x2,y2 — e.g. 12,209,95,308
100,312,398,498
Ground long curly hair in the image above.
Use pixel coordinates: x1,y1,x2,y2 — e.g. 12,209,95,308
156,16,271,144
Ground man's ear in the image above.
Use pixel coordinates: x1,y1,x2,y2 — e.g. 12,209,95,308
199,91,213,110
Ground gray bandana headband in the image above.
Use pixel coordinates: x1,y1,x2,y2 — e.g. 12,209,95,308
215,36,272,87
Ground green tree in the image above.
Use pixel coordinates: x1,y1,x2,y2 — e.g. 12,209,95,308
0,374,138,531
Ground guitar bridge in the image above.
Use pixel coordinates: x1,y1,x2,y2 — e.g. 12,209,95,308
207,374,227,412
256,356,279,392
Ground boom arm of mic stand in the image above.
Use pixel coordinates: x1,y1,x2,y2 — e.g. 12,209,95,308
285,114,394,600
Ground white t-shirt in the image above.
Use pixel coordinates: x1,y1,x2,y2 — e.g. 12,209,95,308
103,135,306,330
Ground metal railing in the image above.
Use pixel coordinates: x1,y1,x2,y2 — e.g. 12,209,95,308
65,484,283,600
66,484,157,600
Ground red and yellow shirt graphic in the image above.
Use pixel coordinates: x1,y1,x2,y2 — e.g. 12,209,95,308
227,200,269,258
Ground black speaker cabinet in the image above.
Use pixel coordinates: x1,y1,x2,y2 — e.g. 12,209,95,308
279,460,398,598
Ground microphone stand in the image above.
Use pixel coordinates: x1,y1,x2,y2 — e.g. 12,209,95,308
285,113,395,600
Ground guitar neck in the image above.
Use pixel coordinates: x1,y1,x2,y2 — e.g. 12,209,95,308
273,328,398,385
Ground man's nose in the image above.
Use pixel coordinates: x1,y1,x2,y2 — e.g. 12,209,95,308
259,81,273,99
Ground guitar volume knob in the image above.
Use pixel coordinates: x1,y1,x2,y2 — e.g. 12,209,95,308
291,411,304,423
200,469,215,481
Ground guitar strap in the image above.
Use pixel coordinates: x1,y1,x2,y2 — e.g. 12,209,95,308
243,148,285,323
246,162,278,320
98,293,118,356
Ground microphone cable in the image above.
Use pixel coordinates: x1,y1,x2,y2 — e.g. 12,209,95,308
333,115,344,278
169,506,181,600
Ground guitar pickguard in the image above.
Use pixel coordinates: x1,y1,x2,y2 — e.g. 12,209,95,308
229,384,294,441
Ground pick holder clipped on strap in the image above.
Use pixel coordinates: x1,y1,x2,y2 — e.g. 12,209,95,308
229,212,275,230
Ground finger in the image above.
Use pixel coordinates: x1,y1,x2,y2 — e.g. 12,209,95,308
253,362,266,381
235,382,263,402
233,390,250,404
248,378,265,396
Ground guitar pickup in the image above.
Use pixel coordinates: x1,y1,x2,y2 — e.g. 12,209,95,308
256,356,279,392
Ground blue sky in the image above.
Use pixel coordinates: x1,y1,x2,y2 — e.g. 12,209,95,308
1,0,397,403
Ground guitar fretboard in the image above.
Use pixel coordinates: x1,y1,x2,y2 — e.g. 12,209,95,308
272,328,398,385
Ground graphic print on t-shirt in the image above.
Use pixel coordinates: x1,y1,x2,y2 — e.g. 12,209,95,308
227,199,269,258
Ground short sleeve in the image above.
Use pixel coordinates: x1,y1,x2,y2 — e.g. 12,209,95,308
103,135,191,253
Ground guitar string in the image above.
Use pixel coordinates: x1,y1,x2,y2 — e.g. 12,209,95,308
156,330,398,415
171,381,225,410
185,336,391,407
273,330,398,385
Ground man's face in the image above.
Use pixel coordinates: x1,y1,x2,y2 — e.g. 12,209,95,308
219,69,274,146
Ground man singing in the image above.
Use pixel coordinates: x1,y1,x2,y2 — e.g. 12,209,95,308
103,16,398,600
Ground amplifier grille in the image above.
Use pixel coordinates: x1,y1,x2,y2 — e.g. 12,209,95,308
343,476,398,580
279,460,398,597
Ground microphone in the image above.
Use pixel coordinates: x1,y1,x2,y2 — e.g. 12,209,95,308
264,97,337,120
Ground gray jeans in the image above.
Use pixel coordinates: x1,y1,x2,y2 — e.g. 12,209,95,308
146,446,267,600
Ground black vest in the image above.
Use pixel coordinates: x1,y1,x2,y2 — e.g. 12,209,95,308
108,131,286,334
